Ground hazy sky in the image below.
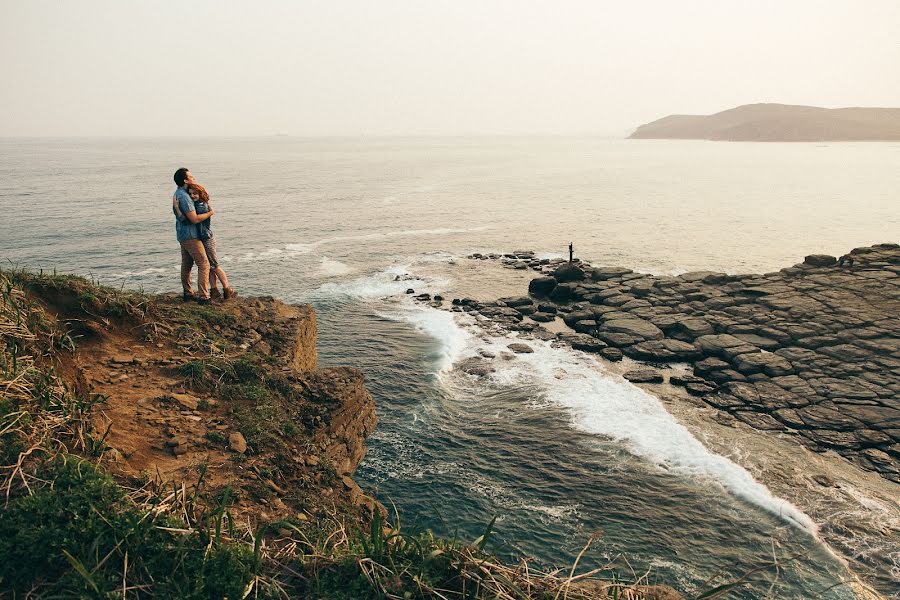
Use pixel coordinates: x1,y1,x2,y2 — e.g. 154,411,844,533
2,0,899,136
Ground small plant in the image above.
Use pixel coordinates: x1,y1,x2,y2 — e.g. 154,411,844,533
205,430,227,445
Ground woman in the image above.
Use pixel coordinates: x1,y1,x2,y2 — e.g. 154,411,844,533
185,182,236,300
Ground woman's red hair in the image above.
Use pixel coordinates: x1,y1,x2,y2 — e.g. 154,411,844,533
186,183,210,203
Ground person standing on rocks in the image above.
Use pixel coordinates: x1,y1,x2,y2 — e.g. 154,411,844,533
172,167,213,304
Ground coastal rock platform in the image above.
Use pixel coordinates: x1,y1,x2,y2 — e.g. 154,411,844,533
458,244,900,482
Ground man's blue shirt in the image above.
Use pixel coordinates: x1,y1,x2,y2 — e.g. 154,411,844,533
173,187,199,242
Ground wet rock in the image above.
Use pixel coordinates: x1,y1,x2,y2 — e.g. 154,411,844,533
528,276,557,297
600,347,624,362
626,339,700,362
804,254,837,267
591,267,633,281
624,368,664,384
602,318,664,341
553,263,585,282
507,343,534,354
457,357,496,377
732,352,795,376
530,312,556,322
500,296,534,308
558,332,608,353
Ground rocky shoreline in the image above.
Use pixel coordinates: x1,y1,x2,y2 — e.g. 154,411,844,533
419,244,900,483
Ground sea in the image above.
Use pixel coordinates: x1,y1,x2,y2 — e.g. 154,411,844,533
1,136,898,598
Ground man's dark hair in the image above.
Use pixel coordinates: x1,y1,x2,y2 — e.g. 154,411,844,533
173,167,190,187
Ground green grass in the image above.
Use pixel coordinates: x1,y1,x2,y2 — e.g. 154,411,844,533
0,457,260,598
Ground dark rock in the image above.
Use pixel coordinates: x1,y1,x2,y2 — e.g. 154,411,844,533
603,318,664,341
804,254,838,267
600,347,624,361
457,357,496,377
530,312,556,322
591,267,633,281
626,339,701,362
558,332,608,353
554,263,585,282
694,357,729,374
507,343,534,354
624,368,664,384
573,320,599,333
500,296,534,308
549,283,579,302
732,352,795,377
528,277,557,297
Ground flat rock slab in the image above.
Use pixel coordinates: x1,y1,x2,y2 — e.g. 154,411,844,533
624,368,664,384
507,343,534,354
603,318,664,341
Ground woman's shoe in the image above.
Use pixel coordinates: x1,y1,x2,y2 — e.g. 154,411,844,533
182,292,195,302
223,287,237,300
210,288,222,300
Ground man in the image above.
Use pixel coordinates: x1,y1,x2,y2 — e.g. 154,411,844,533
173,167,214,303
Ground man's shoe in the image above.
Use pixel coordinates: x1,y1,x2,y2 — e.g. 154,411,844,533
182,292,195,302
210,288,222,300
197,297,211,305
223,287,237,300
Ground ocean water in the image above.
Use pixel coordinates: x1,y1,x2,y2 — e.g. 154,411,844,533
1,137,898,598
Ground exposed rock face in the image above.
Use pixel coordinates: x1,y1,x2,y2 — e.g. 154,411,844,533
308,367,377,477
507,243,900,481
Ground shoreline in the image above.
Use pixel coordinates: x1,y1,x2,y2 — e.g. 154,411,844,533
400,243,898,598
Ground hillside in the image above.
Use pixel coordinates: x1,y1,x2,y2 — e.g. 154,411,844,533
628,103,900,141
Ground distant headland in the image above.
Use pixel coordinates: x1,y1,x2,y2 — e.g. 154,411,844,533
628,103,900,141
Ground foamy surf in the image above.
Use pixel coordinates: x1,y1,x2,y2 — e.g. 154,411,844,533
318,257,354,277
388,301,819,534
310,263,820,534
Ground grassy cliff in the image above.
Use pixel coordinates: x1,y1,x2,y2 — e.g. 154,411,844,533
0,269,690,599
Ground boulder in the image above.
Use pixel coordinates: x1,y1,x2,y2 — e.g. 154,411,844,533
530,312,556,322
573,320,599,333
528,277,557,297
507,343,534,354
549,283,579,302
624,368,664,384
457,357,496,377
228,432,247,453
554,263,585,282
602,318,664,341
500,296,534,308
600,347,624,361
670,317,715,340
558,332,608,353
804,254,838,267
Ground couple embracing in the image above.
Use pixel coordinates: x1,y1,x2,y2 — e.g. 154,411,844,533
172,167,236,304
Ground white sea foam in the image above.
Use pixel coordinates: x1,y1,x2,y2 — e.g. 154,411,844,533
386,301,819,534
316,261,818,533
387,303,472,373
318,257,354,277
